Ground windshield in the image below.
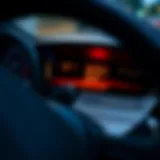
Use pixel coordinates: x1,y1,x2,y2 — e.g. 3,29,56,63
116,0,160,29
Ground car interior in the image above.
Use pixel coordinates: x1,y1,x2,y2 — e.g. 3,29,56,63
0,0,160,160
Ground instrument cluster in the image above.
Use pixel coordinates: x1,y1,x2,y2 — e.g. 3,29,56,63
38,44,151,96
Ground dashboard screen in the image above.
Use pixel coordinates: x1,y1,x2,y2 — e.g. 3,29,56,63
38,45,151,94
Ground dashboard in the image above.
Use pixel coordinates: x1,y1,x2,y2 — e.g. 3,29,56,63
0,12,160,160
0,16,159,138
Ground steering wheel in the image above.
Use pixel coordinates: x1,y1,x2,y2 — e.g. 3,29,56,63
0,1,160,160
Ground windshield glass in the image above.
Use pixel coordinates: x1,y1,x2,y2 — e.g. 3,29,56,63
115,0,160,30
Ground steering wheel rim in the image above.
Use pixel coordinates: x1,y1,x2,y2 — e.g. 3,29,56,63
0,1,160,160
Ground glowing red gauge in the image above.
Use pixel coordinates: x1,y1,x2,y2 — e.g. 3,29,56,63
88,47,110,60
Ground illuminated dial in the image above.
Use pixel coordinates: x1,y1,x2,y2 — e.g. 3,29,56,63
84,64,109,81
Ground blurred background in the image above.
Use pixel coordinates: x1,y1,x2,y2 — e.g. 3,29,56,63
112,0,160,29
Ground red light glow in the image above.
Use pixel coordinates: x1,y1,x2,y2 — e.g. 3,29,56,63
88,48,110,60
51,78,141,92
